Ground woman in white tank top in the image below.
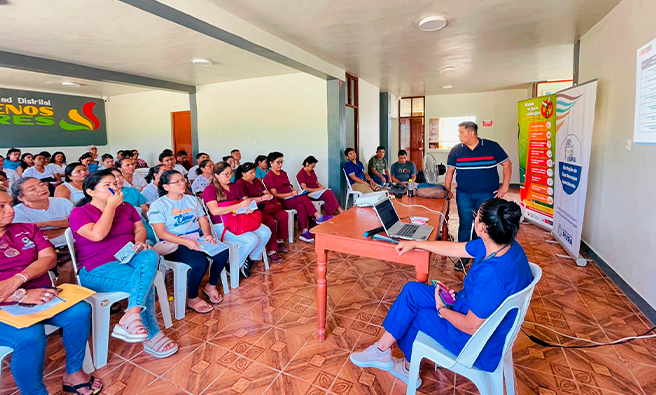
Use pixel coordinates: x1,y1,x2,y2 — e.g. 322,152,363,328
54,162,88,204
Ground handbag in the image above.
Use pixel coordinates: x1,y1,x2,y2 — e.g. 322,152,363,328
218,200,263,237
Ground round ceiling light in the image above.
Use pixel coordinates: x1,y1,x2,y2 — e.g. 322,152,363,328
441,66,456,73
418,16,448,32
442,85,453,89
62,81,81,87
192,58,214,67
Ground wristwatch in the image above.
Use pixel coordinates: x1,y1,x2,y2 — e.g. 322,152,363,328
12,288,27,303
437,306,445,318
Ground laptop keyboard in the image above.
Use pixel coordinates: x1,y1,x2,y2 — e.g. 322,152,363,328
396,224,418,237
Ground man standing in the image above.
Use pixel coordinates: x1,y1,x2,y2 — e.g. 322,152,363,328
344,148,378,194
444,121,511,269
390,150,417,186
368,146,391,186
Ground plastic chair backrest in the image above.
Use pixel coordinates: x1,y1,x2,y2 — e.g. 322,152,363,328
454,262,542,369
343,169,354,192
64,228,82,286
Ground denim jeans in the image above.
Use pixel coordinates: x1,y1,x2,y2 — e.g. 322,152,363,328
78,249,161,338
0,301,91,395
371,174,389,186
456,190,495,243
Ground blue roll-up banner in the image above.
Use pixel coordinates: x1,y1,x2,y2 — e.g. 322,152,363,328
552,80,598,266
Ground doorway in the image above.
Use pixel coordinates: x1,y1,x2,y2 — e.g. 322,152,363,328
399,97,425,170
171,111,192,155
346,73,359,155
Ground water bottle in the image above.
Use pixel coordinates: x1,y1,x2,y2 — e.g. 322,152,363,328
408,179,415,197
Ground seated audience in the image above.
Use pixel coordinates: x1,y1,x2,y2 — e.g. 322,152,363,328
223,156,236,170
264,151,332,243
297,155,344,215
116,150,132,160
191,159,214,195
235,162,288,263
79,152,98,173
41,151,52,165
231,149,241,167
48,151,67,178
87,145,99,163
159,151,176,171
98,153,114,170
70,170,178,358
133,149,148,168
188,152,210,182
11,177,76,284
0,171,8,190
203,162,271,277
55,162,88,204
4,148,22,172
117,157,146,191
344,148,378,194
0,190,103,395
150,170,229,313
390,149,417,186
175,150,191,174
368,146,391,185
255,155,269,179
142,164,165,205
23,152,60,183
350,199,531,386
109,168,156,244
19,152,33,175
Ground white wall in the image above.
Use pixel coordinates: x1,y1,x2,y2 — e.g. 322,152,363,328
196,73,329,182
106,90,190,166
358,79,380,162
579,0,656,309
390,94,399,156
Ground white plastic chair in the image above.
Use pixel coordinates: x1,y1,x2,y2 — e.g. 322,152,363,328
294,175,325,214
406,262,542,395
343,169,363,209
135,168,150,178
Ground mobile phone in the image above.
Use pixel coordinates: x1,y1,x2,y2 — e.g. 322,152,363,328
431,280,456,308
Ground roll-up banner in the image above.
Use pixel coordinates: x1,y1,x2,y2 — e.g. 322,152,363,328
552,80,598,266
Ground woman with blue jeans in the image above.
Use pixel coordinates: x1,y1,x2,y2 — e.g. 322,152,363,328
0,189,102,395
69,170,178,359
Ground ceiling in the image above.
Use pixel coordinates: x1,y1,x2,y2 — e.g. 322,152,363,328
0,0,297,96
208,0,622,95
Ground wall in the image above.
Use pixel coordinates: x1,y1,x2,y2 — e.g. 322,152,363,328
106,90,190,165
358,79,380,162
196,73,329,183
578,0,656,309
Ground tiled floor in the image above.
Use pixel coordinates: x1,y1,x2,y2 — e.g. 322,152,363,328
2,190,655,394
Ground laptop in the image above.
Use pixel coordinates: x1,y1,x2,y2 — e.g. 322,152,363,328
372,198,434,241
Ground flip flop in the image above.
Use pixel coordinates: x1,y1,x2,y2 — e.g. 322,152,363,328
202,289,224,304
187,300,214,314
143,332,178,358
111,313,148,343
62,375,103,395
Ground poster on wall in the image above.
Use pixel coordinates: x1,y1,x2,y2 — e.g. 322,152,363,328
0,88,107,147
552,80,598,266
518,94,557,229
634,37,656,144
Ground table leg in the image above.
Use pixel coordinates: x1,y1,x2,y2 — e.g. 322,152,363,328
414,255,429,283
316,248,328,342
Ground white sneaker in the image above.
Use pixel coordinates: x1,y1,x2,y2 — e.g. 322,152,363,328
349,343,394,371
389,357,421,389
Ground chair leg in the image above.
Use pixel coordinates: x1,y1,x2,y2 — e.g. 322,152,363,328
229,244,240,289
173,264,190,320
153,271,172,329
83,342,95,374
288,212,295,244
220,268,230,295
406,356,422,395
504,354,516,395
88,300,112,369
262,251,270,270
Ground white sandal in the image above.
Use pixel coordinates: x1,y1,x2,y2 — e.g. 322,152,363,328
111,313,149,343
143,332,178,358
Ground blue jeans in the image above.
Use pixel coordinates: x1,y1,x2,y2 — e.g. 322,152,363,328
79,249,161,338
456,191,495,243
371,174,389,186
0,301,91,395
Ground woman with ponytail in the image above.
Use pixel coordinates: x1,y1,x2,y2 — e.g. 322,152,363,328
350,198,532,386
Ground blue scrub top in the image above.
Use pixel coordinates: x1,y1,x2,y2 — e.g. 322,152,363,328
255,167,268,179
344,160,366,184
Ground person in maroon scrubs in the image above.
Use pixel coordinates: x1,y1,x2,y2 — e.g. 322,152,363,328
263,152,333,243
296,155,344,215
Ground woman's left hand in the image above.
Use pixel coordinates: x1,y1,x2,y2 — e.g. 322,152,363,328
435,286,445,310
0,277,23,303
141,243,153,250
204,235,217,244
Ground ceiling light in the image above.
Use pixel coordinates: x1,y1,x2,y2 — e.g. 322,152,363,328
442,85,452,89
192,58,214,67
441,66,456,73
62,82,81,87
418,16,448,32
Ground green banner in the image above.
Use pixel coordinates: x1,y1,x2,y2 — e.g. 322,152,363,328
0,88,107,147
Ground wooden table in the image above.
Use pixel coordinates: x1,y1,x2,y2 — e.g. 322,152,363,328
311,195,450,342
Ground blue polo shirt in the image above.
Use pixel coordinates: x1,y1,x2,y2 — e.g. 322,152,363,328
344,160,366,185
447,138,508,194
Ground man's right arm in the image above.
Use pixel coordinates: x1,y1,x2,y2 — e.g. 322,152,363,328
444,167,455,199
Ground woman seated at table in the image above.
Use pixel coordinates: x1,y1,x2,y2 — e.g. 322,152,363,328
108,168,156,244
202,162,271,277
234,162,288,264
55,162,88,205
191,159,214,195
297,155,344,215
263,151,332,243
150,170,229,313
70,170,178,358
142,164,166,205
0,189,103,395
117,157,146,191
255,155,269,180
349,199,532,387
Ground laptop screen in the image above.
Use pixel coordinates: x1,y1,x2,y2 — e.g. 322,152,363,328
375,199,400,230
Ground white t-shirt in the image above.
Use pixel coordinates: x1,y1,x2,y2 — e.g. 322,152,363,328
174,164,189,176
47,163,65,175
23,166,55,180
123,173,147,190
188,165,199,181
149,194,201,236
5,169,19,191
191,175,211,195
12,197,73,247
141,183,159,205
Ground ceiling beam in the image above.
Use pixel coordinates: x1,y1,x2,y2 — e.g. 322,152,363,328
0,50,197,93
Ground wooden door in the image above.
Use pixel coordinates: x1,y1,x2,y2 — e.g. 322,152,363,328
409,117,424,170
171,111,192,155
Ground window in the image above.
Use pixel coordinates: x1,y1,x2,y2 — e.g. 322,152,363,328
399,97,424,117
427,116,476,150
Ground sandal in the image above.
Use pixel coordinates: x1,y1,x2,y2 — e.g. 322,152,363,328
202,289,224,304
63,375,103,395
187,298,214,314
143,332,178,358
112,313,148,343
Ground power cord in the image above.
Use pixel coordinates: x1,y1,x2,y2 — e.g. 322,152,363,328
522,321,656,349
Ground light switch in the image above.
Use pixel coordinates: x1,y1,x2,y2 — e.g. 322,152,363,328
625,138,632,151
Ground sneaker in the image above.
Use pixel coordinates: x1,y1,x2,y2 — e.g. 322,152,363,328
241,258,254,278
268,252,283,263
389,357,422,389
299,231,314,243
277,242,289,253
316,215,334,224
349,343,394,371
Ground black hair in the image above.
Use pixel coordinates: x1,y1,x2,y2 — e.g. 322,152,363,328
267,151,284,164
108,167,122,176
64,162,85,182
196,152,208,159
222,155,232,162
376,146,385,152
117,157,136,170
303,155,318,167
157,170,182,197
51,151,67,164
230,149,240,154
34,152,47,159
398,149,408,157
7,148,20,156
234,162,256,182
176,150,188,157
159,151,174,162
161,149,173,155
11,177,37,205
477,198,522,245
255,155,268,167
196,159,213,175
0,170,6,179
79,152,93,162
458,121,478,135
76,169,115,207
344,148,355,156
38,151,51,159
21,152,32,160
145,164,165,184
101,153,114,161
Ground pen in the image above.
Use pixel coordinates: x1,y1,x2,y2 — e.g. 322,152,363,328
108,187,115,195
364,226,385,237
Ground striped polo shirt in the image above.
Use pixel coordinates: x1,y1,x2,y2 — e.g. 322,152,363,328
447,138,508,194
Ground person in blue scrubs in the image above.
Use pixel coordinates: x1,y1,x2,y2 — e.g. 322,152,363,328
349,198,532,388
